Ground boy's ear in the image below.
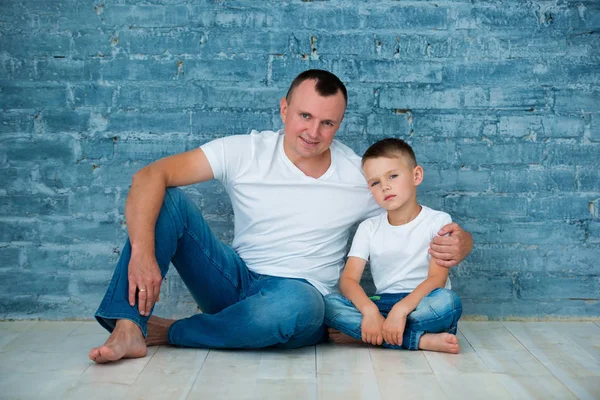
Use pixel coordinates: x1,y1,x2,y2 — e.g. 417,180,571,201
280,97,288,123
413,166,424,186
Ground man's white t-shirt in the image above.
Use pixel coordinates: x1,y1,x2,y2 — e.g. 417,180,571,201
348,206,452,295
201,130,379,295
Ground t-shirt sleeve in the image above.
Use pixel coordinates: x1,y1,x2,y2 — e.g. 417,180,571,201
200,135,248,184
347,220,372,261
430,212,453,240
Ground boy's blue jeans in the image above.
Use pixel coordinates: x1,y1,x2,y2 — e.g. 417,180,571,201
95,188,326,349
324,288,462,350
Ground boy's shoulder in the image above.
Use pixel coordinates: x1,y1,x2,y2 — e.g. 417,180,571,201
420,205,452,222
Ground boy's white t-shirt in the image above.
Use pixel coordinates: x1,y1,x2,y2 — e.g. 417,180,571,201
200,130,379,295
348,206,452,295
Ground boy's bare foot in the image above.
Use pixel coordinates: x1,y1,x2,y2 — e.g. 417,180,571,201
145,315,175,346
418,332,460,354
328,328,363,345
89,319,147,364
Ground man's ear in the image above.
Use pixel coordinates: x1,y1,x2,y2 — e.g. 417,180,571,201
280,97,288,123
413,166,424,186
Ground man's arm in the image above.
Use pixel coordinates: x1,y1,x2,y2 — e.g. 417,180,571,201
428,223,473,268
126,148,214,316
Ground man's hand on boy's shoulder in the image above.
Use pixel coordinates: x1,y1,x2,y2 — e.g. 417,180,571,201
428,222,473,268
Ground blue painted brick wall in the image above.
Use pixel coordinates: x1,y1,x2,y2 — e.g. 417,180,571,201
1,0,599,320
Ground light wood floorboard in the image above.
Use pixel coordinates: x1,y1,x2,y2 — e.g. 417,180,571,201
0,321,598,399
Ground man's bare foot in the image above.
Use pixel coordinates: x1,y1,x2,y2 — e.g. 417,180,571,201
145,315,175,346
418,332,460,354
328,328,363,345
89,319,147,364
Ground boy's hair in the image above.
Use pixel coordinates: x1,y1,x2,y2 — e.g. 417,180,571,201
286,69,348,105
362,138,417,168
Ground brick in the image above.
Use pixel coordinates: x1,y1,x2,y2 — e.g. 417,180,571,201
79,137,114,161
590,114,600,142
68,188,118,215
100,5,189,28
519,275,599,301
1,195,70,217
411,113,493,138
106,111,190,134
0,269,70,296
365,4,449,30
588,222,600,243
71,31,115,59
444,195,528,219
87,58,182,82
366,111,410,138
546,144,600,166
490,166,576,193
113,136,187,162
3,136,75,164
419,168,490,193
0,34,70,58
458,143,544,165
336,114,365,138
280,5,362,29
529,196,594,220
451,275,515,300
0,167,33,194
188,7,276,28
42,110,90,134
407,140,457,165
120,29,289,56
0,247,21,268
339,60,443,84
0,85,67,110
0,112,35,134
542,246,600,273
489,87,550,110
36,218,121,244
191,110,274,136
72,84,114,108
379,87,462,110
554,89,600,113
579,169,600,191
184,59,267,82
0,219,38,243
475,222,584,246
461,246,544,272
270,57,331,85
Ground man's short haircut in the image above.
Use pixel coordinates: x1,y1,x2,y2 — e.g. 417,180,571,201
286,69,348,105
362,138,417,168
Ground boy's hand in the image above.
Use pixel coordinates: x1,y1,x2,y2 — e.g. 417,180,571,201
382,304,411,346
361,310,385,346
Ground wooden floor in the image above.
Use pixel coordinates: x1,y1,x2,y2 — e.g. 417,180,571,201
0,321,599,400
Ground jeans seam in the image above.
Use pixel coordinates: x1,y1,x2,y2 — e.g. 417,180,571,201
166,189,242,294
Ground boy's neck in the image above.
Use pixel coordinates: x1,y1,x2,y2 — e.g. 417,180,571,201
387,200,422,226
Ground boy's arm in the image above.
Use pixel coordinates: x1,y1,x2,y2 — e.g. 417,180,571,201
339,257,385,345
391,258,449,316
429,223,473,268
382,258,449,346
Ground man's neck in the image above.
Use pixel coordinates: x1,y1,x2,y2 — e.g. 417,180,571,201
387,201,422,226
283,143,332,179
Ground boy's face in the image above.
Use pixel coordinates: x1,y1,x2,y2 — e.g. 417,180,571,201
362,156,423,212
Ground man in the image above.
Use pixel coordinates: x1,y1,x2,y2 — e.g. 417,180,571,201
89,70,472,363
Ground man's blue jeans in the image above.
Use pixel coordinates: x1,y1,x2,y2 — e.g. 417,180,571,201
324,288,462,350
95,188,326,349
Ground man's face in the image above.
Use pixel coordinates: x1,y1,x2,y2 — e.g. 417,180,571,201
280,80,346,163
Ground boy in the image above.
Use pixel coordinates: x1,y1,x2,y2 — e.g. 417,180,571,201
324,138,462,353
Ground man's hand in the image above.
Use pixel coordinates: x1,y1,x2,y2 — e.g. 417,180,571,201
361,310,385,345
128,252,163,316
382,304,410,346
429,222,473,268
